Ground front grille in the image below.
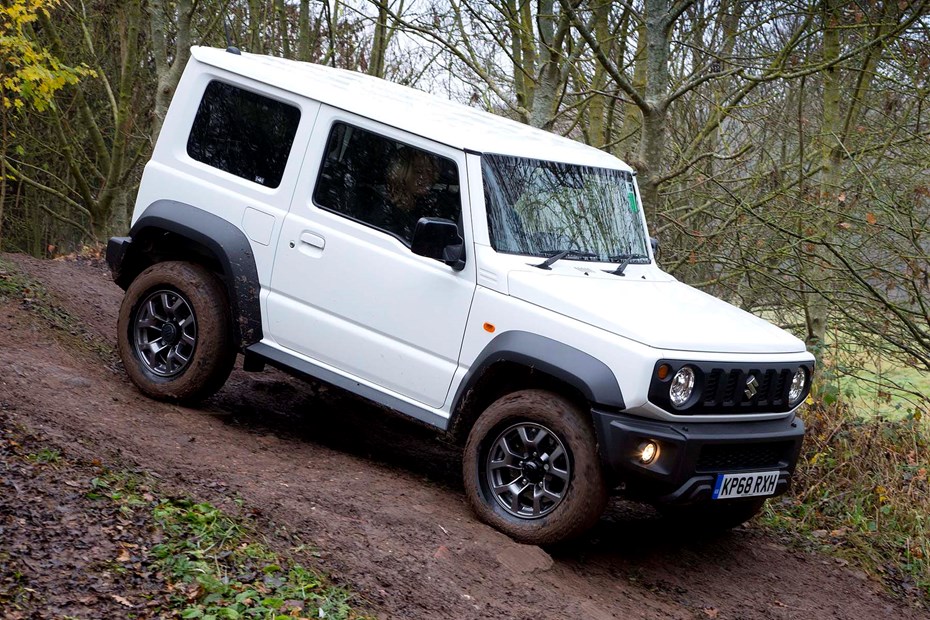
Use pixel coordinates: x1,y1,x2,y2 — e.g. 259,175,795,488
696,442,792,472
649,360,813,415
702,368,791,410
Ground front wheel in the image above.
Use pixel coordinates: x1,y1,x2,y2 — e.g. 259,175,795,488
463,390,607,545
117,261,236,404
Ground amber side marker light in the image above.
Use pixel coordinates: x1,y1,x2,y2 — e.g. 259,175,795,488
483,322,496,333
657,364,671,380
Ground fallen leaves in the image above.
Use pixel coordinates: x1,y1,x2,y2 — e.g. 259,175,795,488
111,594,134,607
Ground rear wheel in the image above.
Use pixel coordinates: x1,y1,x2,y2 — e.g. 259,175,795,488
463,390,607,545
117,261,236,403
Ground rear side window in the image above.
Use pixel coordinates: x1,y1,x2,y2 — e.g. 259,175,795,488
187,81,301,188
313,122,461,245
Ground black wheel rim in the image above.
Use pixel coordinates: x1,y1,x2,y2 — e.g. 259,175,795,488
485,422,571,519
132,289,197,377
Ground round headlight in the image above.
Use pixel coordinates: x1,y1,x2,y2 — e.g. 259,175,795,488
669,366,696,407
788,367,807,405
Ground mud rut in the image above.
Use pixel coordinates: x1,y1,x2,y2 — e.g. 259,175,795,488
0,253,923,620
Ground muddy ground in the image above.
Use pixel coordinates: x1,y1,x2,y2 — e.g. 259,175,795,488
0,253,925,620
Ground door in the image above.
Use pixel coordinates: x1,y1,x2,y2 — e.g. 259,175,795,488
266,110,476,409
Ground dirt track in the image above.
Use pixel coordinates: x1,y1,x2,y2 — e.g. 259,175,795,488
1,253,925,620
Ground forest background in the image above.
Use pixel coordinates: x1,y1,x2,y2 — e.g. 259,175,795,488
2,0,930,602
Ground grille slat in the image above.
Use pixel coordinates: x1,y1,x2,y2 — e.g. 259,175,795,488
757,369,774,406
722,370,742,406
771,371,787,406
703,370,721,406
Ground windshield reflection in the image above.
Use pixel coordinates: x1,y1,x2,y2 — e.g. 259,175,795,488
482,154,649,263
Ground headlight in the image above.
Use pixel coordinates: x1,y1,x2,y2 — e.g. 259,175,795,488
788,367,807,405
669,366,696,407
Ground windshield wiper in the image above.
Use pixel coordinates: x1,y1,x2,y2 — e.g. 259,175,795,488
533,249,597,270
605,253,649,277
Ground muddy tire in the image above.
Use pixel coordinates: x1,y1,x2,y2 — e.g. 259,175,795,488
463,389,607,545
117,261,236,404
659,498,765,532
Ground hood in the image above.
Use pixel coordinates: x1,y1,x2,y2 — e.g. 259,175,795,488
508,267,806,354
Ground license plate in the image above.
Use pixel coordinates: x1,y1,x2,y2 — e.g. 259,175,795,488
712,471,779,500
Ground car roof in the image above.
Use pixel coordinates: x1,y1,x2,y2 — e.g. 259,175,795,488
190,47,633,172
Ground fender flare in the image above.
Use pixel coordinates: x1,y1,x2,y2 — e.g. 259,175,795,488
450,330,625,417
123,200,262,347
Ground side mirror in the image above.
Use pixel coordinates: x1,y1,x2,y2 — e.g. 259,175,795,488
650,236,660,260
411,217,466,271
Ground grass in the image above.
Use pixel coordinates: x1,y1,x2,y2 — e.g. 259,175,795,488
90,470,369,619
734,311,930,603
766,393,930,603
3,424,371,619
832,361,930,419
150,498,358,619
26,447,62,463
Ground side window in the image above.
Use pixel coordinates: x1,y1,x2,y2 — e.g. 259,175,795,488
187,81,301,188
313,122,461,245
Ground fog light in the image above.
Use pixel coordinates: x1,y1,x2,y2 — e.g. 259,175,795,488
639,441,660,465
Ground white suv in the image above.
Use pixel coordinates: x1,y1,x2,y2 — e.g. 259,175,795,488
107,47,814,544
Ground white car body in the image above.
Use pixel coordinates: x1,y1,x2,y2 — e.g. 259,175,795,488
110,48,813,541
130,47,812,429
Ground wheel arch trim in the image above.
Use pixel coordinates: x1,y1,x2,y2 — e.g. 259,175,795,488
450,331,625,425
120,200,262,347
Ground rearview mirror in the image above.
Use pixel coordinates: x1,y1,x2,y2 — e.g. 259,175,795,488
411,218,466,271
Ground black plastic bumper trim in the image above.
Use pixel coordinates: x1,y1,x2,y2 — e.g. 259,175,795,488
106,236,132,281
246,342,449,431
591,408,804,504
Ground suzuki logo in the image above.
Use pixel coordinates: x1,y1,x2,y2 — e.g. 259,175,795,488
744,375,759,399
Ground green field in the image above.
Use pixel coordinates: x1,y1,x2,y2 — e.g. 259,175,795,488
819,338,930,419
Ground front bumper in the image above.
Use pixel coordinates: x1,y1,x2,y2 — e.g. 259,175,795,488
591,408,804,505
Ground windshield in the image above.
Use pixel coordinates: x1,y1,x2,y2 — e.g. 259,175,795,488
482,154,650,263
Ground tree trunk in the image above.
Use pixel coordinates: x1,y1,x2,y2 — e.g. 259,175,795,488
0,98,7,246
619,17,647,160
636,0,674,212
248,0,263,53
150,0,193,142
298,0,311,61
805,0,842,352
528,0,569,129
368,0,389,77
585,0,612,148
276,0,290,57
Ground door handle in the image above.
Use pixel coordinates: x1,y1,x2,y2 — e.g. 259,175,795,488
299,231,325,250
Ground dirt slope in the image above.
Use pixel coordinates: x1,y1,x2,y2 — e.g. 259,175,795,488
0,253,924,620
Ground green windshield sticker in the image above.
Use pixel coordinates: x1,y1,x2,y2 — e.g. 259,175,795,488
627,181,638,213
